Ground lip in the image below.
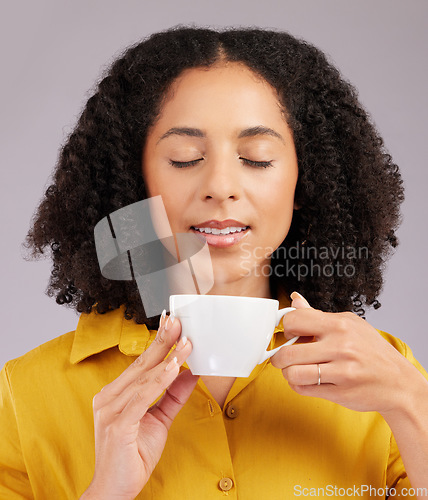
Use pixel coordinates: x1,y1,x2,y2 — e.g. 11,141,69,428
190,226,250,248
192,219,248,230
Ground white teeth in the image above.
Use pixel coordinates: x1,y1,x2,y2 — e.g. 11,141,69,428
193,226,248,235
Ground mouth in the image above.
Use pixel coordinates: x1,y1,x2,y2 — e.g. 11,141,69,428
190,225,251,248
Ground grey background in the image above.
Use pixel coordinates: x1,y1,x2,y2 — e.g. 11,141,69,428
1,0,427,369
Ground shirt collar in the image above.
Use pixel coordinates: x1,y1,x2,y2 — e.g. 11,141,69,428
70,289,291,364
70,306,155,364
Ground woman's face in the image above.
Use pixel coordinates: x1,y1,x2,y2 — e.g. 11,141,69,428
142,61,298,295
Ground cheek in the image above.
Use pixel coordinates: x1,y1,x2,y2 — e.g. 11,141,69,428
258,178,296,241
143,160,171,202
143,162,163,194
270,197,294,236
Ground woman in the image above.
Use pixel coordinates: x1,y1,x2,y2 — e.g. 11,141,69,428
1,26,427,499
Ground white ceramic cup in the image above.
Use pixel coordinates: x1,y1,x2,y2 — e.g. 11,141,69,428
169,294,299,377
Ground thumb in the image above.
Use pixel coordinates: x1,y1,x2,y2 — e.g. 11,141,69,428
290,291,312,309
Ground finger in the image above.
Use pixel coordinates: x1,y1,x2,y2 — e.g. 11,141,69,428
281,331,314,343
283,308,346,339
279,292,310,342
101,314,181,397
147,369,199,430
114,355,181,428
282,362,333,386
105,338,193,420
289,383,337,400
290,291,312,309
271,340,333,369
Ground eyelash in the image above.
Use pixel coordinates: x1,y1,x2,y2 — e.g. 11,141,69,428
169,157,274,169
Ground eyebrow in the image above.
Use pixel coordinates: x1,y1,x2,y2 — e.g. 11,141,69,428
157,125,285,144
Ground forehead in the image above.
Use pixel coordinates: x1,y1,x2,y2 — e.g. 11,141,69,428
153,62,286,130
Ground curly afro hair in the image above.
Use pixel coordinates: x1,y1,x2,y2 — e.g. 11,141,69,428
24,25,404,330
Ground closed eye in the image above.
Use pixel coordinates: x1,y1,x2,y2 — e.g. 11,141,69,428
169,158,203,168
168,157,274,169
239,157,274,168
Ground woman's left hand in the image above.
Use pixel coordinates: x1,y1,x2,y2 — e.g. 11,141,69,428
271,292,424,416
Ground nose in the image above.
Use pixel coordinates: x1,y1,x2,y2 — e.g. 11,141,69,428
199,155,242,202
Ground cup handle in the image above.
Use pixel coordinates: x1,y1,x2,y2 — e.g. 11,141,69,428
258,307,299,364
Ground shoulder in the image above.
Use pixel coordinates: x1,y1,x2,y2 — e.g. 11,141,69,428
1,305,141,394
2,329,76,387
2,305,128,378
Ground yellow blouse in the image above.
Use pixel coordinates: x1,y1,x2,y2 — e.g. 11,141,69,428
1,296,426,499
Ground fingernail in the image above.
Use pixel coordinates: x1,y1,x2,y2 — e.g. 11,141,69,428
165,314,175,330
159,309,166,328
291,291,305,300
165,356,178,371
175,336,187,352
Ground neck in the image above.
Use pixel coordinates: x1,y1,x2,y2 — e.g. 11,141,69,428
206,274,273,299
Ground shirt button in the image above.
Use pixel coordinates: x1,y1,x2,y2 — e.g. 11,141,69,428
219,477,233,491
225,404,239,419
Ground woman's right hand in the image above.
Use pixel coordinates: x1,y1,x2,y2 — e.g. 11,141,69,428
81,313,198,500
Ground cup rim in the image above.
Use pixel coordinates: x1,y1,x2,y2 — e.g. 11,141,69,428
169,294,279,304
